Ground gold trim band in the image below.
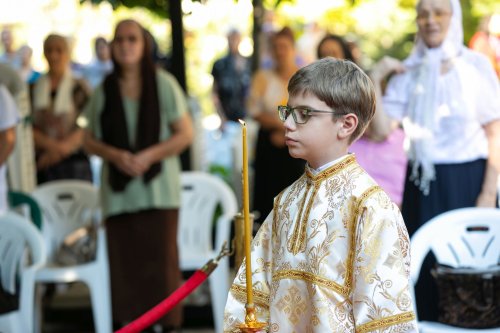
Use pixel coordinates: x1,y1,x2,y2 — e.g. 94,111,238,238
230,284,270,309
272,269,349,298
356,311,416,333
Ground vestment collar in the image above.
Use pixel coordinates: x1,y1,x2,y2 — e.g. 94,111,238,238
305,154,356,183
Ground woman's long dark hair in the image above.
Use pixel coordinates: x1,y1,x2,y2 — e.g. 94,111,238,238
316,34,355,63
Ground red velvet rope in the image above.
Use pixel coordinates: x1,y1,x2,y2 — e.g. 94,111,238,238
115,269,209,333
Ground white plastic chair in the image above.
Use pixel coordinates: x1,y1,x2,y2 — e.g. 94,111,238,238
31,180,111,333
0,211,46,333
410,207,500,333
179,171,238,333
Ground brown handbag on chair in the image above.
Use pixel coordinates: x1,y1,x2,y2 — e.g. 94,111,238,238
432,264,500,329
54,224,97,266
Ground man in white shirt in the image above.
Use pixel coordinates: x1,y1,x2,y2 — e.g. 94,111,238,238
0,84,19,214
83,36,113,89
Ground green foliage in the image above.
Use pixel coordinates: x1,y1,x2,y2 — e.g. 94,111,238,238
81,0,169,17
82,0,499,63
209,164,232,186
80,0,198,18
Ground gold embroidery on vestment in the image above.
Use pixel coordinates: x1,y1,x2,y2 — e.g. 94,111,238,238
356,311,416,333
287,156,356,256
276,285,307,325
230,284,270,308
345,185,383,292
273,269,349,297
288,181,312,254
273,190,285,240
305,155,356,182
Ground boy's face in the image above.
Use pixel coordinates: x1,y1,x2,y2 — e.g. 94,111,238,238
284,92,346,169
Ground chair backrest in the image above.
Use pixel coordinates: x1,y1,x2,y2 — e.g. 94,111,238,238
8,191,43,230
31,180,100,261
410,207,500,284
0,212,45,294
179,171,238,258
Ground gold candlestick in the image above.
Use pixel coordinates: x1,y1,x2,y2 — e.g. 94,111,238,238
238,120,267,333
234,212,254,270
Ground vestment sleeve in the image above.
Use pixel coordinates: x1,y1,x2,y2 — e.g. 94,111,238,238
224,212,273,332
351,190,419,333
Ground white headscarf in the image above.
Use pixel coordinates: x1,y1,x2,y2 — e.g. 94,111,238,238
403,0,465,195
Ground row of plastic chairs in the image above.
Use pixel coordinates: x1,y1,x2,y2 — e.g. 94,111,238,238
1,180,110,333
0,171,238,333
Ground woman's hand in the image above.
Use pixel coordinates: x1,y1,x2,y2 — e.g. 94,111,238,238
132,150,154,176
112,150,148,177
370,56,406,83
476,190,497,208
55,140,74,158
37,150,64,170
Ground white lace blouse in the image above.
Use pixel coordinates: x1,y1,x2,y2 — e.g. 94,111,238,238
383,49,500,164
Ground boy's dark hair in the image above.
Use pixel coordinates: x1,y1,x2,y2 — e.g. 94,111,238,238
288,57,375,143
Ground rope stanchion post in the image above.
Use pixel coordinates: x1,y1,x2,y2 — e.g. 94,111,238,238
115,242,232,333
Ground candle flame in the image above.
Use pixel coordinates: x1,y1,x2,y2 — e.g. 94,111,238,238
239,119,246,127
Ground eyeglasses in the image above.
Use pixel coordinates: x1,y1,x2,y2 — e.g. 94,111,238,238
277,105,346,124
416,10,451,24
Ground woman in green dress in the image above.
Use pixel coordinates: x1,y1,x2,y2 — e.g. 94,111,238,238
83,19,193,332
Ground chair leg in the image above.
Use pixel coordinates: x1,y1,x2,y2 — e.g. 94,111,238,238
87,277,112,333
0,313,22,333
208,256,230,333
33,285,44,333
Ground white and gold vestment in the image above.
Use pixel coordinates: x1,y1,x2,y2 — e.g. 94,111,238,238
224,154,418,333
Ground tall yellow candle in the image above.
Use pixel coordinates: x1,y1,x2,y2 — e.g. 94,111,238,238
239,119,253,307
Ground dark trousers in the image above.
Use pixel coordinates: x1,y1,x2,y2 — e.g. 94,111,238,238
402,159,486,321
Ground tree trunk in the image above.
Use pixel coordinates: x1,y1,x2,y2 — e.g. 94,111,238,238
169,0,187,92
252,0,264,73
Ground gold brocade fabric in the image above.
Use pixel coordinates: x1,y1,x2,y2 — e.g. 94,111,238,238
224,155,418,333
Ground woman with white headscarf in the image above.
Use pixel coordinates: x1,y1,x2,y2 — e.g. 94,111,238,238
367,0,500,321
32,34,92,184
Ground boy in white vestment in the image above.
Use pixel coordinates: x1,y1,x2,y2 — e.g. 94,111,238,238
224,58,418,332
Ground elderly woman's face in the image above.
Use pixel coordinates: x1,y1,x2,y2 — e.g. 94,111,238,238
44,39,70,74
417,0,452,48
